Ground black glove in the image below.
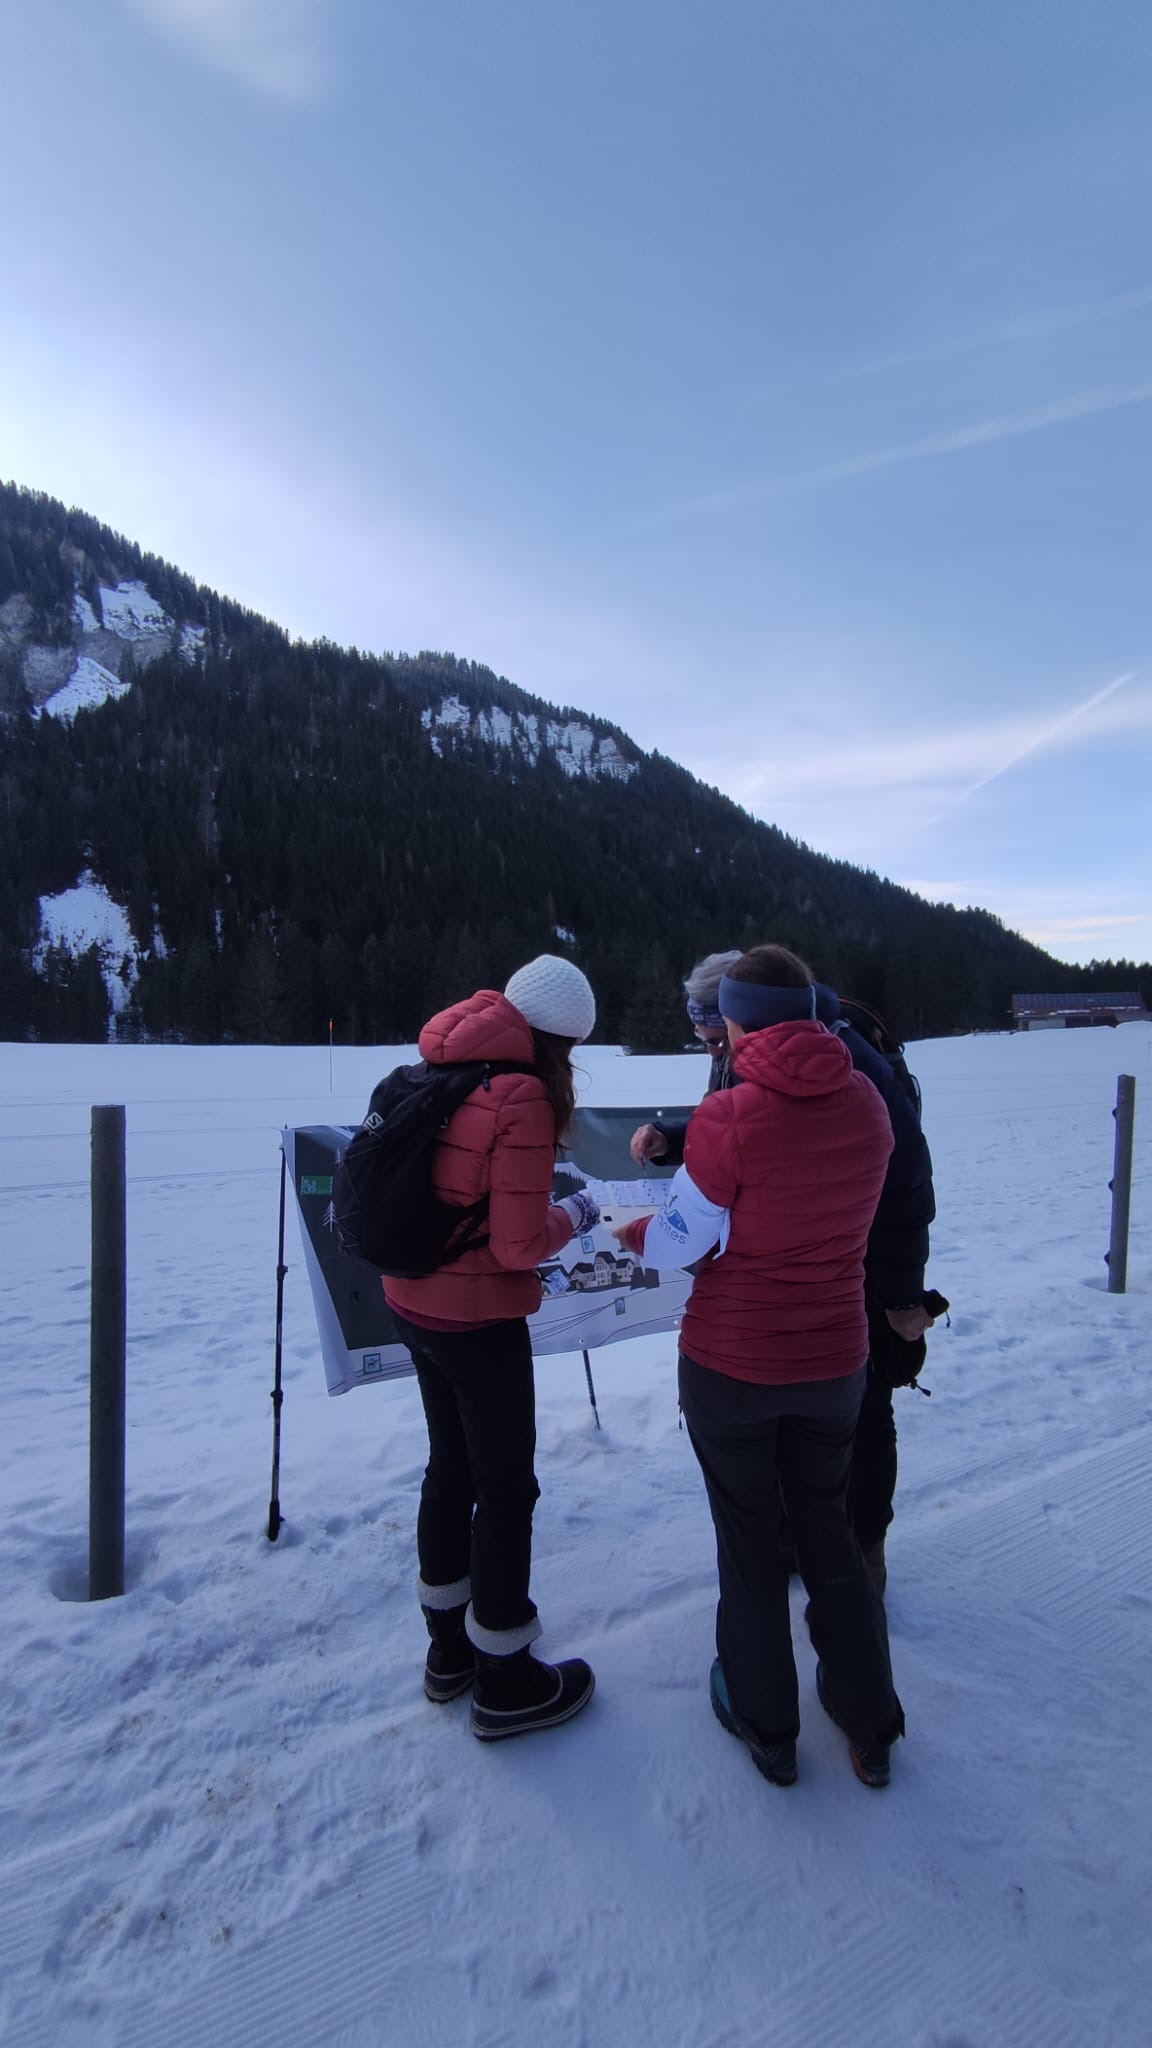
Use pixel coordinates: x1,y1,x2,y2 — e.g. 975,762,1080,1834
869,1291,950,1390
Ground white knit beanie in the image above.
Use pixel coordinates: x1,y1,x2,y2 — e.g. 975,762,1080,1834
504,955,596,1043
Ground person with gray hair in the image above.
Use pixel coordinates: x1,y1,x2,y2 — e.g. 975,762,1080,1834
629,947,937,1596
630,950,741,1166
683,948,744,1023
614,944,904,1787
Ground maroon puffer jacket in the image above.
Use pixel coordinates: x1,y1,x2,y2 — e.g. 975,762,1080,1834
383,990,576,1328
679,1019,894,1383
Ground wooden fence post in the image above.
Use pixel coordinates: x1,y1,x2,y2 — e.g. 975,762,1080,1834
1106,1076,1136,1295
90,1105,126,1598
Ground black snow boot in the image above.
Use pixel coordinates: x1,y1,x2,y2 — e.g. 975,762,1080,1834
470,1646,595,1741
422,1605,476,1703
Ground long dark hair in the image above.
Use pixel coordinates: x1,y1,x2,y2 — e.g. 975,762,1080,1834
531,1029,577,1145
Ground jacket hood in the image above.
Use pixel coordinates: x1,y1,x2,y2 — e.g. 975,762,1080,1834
812,982,842,1028
419,989,538,1068
732,1017,855,1097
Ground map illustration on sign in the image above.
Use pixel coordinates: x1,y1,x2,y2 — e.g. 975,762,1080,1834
284,1103,696,1395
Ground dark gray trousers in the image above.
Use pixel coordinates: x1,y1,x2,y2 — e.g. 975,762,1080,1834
679,1355,902,1747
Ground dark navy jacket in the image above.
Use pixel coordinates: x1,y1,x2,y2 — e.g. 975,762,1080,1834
652,984,935,1311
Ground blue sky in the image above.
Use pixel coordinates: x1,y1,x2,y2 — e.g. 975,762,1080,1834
2,0,1149,964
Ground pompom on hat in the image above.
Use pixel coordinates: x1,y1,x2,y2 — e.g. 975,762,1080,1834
504,955,596,1043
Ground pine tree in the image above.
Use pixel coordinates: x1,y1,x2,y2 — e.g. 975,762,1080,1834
234,926,286,1044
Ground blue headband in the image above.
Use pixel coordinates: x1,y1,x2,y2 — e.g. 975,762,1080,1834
717,975,818,1031
685,993,725,1028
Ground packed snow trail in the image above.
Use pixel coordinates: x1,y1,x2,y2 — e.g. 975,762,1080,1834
0,1031,1149,2046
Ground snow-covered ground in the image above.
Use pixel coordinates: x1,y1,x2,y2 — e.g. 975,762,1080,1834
1,1026,1150,2047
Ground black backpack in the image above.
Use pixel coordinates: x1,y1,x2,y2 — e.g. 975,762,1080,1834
333,1059,534,1278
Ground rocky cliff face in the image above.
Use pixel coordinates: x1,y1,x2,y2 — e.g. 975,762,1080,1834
421,691,637,781
0,579,205,720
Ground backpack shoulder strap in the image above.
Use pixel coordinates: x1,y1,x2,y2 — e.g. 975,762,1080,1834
468,1059,539,1087
363,1060,428,1124
835,1010,923,1118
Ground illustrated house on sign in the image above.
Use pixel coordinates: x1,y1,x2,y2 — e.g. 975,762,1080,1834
538,1249,661,1295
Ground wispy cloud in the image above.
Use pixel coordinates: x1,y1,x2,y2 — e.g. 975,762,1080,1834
824,285,1152,387
124,0,332,103
678,382,1152,516
930,670,1138,819
713,675,1151,809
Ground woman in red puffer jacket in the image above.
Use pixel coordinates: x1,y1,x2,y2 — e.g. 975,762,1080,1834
615,944,905,1790
386,955,600,1743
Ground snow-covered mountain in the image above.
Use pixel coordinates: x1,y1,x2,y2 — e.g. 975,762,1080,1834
0,579,208,721
1,481,1101,1051
421,692,636,781
0,487,635,782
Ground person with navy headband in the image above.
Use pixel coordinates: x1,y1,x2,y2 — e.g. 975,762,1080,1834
630,950,937,1596
614,944,905,1789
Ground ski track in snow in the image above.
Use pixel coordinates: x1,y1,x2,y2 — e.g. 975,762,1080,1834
0,1030,1149,2046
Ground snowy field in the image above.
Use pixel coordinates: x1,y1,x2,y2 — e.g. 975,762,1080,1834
2,1026,1150,2048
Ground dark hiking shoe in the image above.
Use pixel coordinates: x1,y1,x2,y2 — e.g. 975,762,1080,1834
709,1660,798,1787
470,1649,595,1741
862,1538,887,1597
846,1740,891,1790
815,1662,897,1790
422,1604,476,1703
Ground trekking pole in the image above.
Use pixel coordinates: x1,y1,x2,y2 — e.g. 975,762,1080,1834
1106,1075,1136,1295
268,1148,288,1539
581,1348,601,1430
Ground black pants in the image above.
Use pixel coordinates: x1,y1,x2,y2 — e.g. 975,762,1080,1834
390,1311,540,1639
679,1355,902,1748
778,1358,897,1558
848,1363,898,1552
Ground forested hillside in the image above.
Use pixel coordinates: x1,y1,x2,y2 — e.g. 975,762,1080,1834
1,483,1143,1047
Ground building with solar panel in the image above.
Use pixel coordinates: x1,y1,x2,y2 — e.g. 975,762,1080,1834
1011,992,1150,1031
